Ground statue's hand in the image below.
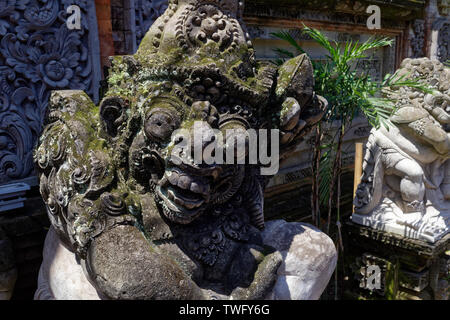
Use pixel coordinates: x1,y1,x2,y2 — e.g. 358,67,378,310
229,249,282,300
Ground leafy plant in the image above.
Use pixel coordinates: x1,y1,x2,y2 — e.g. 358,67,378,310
273,26,431,228
273,26,432,299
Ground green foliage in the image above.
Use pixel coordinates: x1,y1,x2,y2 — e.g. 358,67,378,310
273,26,432,213
272,27,437,298
273,26,431,130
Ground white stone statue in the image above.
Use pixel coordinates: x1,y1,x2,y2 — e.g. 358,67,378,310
353,58,450,243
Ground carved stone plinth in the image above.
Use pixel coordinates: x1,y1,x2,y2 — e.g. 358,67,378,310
344,221,449,300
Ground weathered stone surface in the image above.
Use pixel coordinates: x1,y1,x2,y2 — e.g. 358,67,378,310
34,227,101,300
262,221,337,300
36,223,336,300
353,58,450,243
34,0,331,300
399,269,429,292
87,225,205,300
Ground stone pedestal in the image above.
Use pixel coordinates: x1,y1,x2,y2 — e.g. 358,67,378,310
344,220,449,300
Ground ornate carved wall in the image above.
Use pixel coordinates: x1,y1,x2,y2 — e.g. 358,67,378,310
433,18,449,62
0,0,102,185
410,19,425,58
134,0,167,47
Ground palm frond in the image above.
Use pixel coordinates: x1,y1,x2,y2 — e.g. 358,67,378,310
318,149,333,206
270,31,305,54
382,72,434,94
301,26,338,62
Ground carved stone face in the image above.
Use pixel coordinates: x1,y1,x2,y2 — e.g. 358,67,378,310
127,85,249,225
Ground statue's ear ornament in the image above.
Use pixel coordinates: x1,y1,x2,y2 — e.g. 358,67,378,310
276,54,315,106
99,97,128,138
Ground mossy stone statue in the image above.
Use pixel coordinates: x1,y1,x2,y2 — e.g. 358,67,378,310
34,0,336,300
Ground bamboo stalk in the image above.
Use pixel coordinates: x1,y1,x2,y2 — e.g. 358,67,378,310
326,125,345,234
353,142,364,213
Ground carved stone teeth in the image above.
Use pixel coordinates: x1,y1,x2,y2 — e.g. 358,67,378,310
173,194,184,207
168,189,175,201
190,181,202,194
178,175,191,190
167,170,179,186
167,186,204,209
183,200,197,210
160,175,169,187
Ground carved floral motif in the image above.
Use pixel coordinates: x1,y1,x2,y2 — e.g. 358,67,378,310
0,0,101,184
135,0,168,46
410,19,425,58
437,21,449,63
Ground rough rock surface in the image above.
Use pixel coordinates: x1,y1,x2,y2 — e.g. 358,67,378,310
34,227,101,300
262,221,337,300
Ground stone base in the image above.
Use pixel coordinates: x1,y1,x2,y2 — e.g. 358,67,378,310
352,198,450,243
0,268,17,300
344,220,450,300
35,221,337,300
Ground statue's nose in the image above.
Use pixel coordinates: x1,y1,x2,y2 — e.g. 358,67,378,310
190,120,217,152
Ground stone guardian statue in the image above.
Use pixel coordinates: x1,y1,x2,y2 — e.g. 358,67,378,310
34,0,336,300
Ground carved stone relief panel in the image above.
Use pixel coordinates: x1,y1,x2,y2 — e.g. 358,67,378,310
438,0,450,16
409,19,425,58
435,19,449,62
0,0,102,184
134,0,168,48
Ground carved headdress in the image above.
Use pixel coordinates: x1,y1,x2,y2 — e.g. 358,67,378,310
128,0,276,109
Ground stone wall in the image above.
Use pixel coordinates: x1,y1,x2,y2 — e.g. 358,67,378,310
96,0,115,70
111,0,135,55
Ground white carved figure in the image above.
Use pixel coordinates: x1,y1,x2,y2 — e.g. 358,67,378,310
353,58,450,243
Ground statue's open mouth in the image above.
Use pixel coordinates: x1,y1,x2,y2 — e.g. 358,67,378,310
156,169,211,222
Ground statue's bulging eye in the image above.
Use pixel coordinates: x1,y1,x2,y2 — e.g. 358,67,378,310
144,109,180,142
